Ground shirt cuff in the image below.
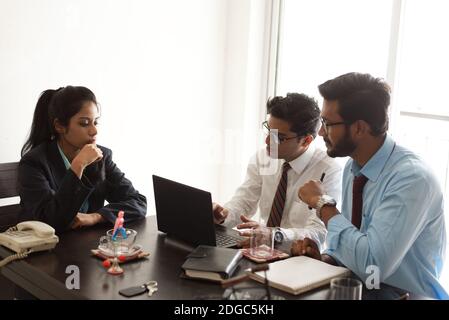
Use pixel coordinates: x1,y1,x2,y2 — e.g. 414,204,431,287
326,214,354,250
279,228,295,241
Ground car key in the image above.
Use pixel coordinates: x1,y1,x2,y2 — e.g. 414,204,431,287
146,280,158,297
147,286,158,297
119,284,148,298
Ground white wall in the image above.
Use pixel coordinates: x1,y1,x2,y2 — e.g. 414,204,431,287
0,0,273,212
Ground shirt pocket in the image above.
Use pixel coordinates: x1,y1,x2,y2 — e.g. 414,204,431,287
284,200,311,227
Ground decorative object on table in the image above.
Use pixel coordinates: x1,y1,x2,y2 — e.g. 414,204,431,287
92,244,150,262
106,246,124,275
112,210,127,241
94,211,147,275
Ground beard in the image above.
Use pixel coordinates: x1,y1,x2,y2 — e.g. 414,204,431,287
324,130,356,158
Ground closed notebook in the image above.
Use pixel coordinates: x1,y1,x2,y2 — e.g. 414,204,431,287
181,245,242,282
249,256,351,295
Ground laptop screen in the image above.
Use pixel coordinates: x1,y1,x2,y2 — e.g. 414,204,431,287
152,175,217,246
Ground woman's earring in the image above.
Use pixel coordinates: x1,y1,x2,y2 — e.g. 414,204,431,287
50,134,55,140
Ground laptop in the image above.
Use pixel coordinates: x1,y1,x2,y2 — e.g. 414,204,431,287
152,175,243,248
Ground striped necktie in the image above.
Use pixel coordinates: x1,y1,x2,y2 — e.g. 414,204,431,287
351,174,368,229
267,162,291,227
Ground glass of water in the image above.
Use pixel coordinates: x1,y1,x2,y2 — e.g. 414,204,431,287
329,277,363,300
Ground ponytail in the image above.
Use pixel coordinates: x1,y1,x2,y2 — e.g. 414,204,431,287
21,86,97,157
21,89,58,157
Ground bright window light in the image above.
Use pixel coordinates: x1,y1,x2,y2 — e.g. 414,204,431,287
277,0,449,292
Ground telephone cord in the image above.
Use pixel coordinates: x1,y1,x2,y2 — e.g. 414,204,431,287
0,251,30,268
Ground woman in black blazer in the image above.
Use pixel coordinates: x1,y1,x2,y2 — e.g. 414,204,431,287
18,86,146,233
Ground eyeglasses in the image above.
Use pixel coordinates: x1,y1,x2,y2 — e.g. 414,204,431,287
320,117,347,134
262,121,301,144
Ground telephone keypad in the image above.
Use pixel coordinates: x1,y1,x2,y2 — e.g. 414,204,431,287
6,231,32,238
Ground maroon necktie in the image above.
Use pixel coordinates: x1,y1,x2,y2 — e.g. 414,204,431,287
352,174,368,229
267,162,291,227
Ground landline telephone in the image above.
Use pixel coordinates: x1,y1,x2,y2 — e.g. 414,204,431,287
0,221,59,267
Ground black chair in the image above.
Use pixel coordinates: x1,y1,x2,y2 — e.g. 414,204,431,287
0,162,20,232
0,162,20,299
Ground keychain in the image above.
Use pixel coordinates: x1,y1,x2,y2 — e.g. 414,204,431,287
119,281,158,298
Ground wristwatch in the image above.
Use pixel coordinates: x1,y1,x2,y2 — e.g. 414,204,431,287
315,195,337,219
273,228,284,245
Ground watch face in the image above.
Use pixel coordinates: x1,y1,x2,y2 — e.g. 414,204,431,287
274,231,283,243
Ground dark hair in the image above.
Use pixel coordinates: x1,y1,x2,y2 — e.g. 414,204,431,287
318,72,391,136
266,93,320,138
21,86,98,156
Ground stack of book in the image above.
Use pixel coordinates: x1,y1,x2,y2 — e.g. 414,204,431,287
181,245,243,282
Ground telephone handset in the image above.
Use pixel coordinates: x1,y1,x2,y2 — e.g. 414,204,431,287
0,221,59,266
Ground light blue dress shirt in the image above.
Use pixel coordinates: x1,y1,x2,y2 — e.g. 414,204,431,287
57,144,90,213
325,134,448,299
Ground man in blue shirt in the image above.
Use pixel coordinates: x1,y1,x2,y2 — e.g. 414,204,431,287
293,72,448,299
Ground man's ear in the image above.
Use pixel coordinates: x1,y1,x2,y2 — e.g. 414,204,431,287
301,135,314,147
53,119,66,135
352,120,371,138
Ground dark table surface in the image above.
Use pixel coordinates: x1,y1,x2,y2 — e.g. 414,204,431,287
0,216,416,300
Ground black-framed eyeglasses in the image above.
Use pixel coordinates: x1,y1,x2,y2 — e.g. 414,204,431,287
320,117,347,133
262,121,301,144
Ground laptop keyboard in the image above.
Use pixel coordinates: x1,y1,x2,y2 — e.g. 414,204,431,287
215,231,242,247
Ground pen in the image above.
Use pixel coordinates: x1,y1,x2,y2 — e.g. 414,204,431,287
319,172,326,182
308,172,326,210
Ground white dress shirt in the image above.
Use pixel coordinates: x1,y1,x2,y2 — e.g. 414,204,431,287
223,144,342,248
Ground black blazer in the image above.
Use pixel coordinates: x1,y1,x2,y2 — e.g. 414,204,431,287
18,141,147,233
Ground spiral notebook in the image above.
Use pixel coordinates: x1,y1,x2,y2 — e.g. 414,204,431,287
249,256,350,295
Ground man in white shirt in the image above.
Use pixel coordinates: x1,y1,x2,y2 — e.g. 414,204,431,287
213,93,342,250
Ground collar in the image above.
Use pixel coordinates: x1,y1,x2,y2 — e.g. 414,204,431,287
57,142,71,170
287,143,316,175
351,134,396,182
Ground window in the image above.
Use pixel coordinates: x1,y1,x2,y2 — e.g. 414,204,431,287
276,0,392,98
276,0,449,290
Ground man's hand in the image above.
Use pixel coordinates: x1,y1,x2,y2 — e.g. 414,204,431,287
291,237,337,265
236,215,260,232
290,237,321,260
236,216,263,248
212,202,229,224
298,180,325,209
71,213,104,229
238,237,250,248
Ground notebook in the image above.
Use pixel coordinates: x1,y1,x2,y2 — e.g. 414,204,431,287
181,245,243,282
249,256,351,295
152,175,244,248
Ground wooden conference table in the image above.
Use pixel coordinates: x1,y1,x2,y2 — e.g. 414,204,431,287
0,216,414,300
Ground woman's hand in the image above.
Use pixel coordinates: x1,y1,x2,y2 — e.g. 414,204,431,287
71,144,103,178
71,213,104,229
